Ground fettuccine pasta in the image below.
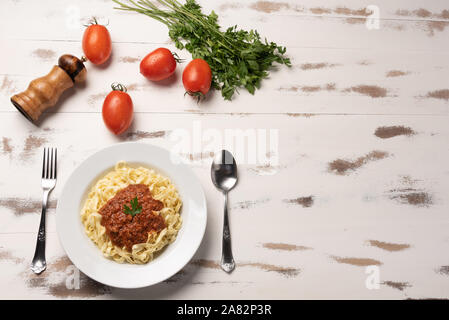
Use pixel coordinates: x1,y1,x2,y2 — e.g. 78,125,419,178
81,161,182,264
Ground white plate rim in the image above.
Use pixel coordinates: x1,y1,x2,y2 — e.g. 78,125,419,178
56,142,207,289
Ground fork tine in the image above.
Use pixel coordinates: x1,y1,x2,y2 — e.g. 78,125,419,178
42,148,47,179
46,148,51,179
52,148,56,179
49,148,54,179
54,148,57,179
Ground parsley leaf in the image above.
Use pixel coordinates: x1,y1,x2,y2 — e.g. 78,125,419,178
123,197,142,217
113,0,291,100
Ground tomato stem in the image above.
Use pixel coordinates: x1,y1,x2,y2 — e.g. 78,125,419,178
111,83,127,92
83,17,98,27
184,91,205,103
84,16,109,27
171,52,184,63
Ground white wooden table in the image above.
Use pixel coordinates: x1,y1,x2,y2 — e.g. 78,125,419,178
1,0,449,299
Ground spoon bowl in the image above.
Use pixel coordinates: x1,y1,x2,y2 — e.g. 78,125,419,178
211,150,238,192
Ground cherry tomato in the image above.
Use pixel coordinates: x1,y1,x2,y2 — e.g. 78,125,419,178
102,84,133,135
140,48,178,81
82,20,112,65
182,59,212,98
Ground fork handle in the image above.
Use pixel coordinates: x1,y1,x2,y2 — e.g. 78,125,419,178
31,190,49,274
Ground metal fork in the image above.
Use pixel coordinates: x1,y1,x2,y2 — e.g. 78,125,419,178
31,147,57,274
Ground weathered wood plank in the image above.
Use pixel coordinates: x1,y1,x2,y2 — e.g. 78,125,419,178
1,41,448,115
1,0,449,50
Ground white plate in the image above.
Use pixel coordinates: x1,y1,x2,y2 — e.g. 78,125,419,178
56,142,207,289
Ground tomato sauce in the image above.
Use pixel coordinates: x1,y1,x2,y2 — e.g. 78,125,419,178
99,184,166,251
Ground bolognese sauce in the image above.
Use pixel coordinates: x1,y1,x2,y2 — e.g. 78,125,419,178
99,184,166,251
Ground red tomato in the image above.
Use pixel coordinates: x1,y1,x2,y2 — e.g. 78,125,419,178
82,23,112,65
140,48,177,81
182,59,212,98
102,84,133,135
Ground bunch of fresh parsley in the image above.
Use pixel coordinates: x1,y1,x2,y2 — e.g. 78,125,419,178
113,0,291,100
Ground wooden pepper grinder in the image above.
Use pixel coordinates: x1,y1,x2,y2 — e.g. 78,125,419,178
10,54,87,123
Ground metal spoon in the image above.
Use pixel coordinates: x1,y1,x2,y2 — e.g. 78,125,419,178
211,150,238,273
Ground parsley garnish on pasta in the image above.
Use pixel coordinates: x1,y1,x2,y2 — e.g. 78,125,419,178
124,197,142,217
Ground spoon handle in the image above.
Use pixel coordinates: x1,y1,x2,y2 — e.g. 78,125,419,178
221,192,235,273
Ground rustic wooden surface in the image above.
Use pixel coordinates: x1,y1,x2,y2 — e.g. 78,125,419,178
1,0,449,299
